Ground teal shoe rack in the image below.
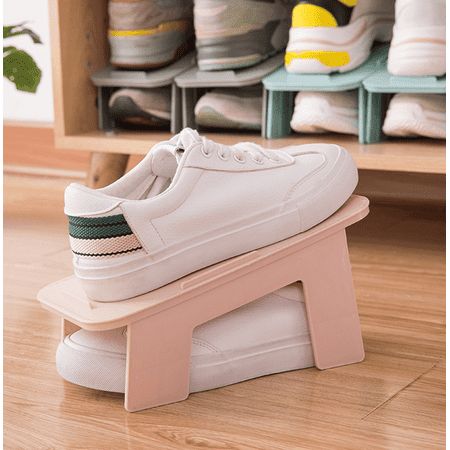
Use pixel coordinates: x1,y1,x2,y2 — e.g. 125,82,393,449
91,53,196,134
363,67,446,143
262,46,388,142
174,54,284,133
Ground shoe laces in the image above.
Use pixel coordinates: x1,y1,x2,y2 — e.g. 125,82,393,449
198,136,283,165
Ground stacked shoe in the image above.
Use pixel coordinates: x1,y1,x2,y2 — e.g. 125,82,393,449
194,0,294,71
291,91,358,135
57,283,314,393
383,94,446,139
59,128,358,393
387,0,446,76
285,0,394,73
108,0,194,68
194,87,263,130
109,87,171,129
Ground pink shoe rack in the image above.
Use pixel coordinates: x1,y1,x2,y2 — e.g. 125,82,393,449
37,195,369,412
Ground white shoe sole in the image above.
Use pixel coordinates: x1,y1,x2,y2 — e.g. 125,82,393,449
387,26,446,76
286,15,393,74
291,101,358,135
74,148,358,301
56,333,314,394
383,103,446,139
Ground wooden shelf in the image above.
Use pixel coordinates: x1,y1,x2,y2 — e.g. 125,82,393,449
57,131,446,175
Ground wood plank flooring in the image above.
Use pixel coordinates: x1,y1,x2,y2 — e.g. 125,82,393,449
4,173,445,449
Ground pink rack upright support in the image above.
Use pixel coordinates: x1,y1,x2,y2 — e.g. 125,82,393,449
38,195,369,412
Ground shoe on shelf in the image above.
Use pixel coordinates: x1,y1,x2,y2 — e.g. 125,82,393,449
194,87,262,130
285,0,394,74
65,128,358,301
56,283,314,393
194,0,294,71
382,94,446,139
387,0,446,76
290,91,358,135
108,0,194,69
109,87,171,129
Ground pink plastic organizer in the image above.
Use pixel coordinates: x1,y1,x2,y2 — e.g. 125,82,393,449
37,195,369,412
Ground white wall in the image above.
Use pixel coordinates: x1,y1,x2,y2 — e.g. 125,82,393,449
4,0,54,123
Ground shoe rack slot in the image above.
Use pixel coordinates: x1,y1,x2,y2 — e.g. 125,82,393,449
262,45,389,143
38,195,369,412
90,53,196,134
363,68,446,144
175,54,284,134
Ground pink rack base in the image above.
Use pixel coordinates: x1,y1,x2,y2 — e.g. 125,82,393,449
38,195,369,412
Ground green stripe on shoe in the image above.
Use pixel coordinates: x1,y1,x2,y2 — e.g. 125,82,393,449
67,214,133,240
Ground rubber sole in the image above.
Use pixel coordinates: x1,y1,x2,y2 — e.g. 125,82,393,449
110,96,170,129
388,41,446,76
285,15,393,73
383,103,446,139
196,106,261,130
56,332,314,394
196,20,286,71
109,30,193,69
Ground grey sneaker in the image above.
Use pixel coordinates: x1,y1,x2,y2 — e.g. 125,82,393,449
194,0,294,71
109,87,171,129
108,0,194,69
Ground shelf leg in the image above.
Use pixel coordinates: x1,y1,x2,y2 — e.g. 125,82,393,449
87,152,129,188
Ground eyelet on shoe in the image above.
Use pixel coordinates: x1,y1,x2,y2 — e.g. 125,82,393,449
218,151,229,161
201,147,212,158
233,153,246,164
251,155,264,165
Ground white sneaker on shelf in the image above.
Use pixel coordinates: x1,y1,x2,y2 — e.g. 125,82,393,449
65,128,358,301
387,0,446,76
285,0,394,73
290,91,358,135
56,283,314,393
194,88,262,130
382,93,446,139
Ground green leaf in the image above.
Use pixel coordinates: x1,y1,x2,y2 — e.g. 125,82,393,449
3,23,42,44
3,47,42,93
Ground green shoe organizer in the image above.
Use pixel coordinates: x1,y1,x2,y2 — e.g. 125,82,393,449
363,66,446,143
262,46,388,142
90,53,196,134
174,54,284,133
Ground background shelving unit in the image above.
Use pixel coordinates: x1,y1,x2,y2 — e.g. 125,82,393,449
49,0,446,187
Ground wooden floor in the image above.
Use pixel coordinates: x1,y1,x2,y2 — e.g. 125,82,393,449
4,173,445,449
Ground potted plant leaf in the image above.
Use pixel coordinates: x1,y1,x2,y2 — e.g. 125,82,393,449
3,23,42,93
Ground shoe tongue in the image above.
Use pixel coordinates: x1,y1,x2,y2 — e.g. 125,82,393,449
177,127,202,150
151,143,181,178
151,128,202,178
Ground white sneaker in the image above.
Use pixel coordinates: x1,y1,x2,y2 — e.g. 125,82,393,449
290,91,358,135
382,93,446,139
65,128,358,301
285,0,394,73
194,88,262,130
388,0,446,76
56,283,314,393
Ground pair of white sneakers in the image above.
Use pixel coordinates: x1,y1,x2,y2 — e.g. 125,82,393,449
58,128,358,394
286,0,446,77
290,91,446,140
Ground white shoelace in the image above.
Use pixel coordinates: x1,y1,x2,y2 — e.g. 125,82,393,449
198,136,282,165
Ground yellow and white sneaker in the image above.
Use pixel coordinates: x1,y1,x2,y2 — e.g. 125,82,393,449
108,0,194,69
285,0,394,73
